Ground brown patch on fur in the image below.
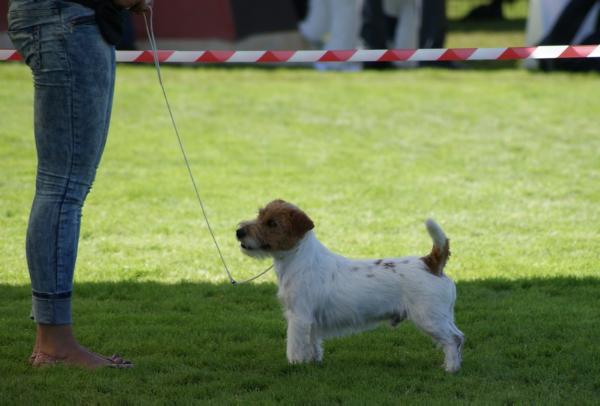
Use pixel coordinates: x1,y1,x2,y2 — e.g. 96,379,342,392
421,240,451,277
238,199,314,251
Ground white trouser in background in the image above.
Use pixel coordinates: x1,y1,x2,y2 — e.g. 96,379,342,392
383,0,422,49
300,0,363,50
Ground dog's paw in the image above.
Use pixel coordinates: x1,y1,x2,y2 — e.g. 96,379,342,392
287,353,320,364
443,354,462,373
444,363,461,373
288,358,309,365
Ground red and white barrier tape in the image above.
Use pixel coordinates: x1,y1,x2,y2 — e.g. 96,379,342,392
1,45,599,64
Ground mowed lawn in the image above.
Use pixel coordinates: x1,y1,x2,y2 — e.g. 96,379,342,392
1,58,599,404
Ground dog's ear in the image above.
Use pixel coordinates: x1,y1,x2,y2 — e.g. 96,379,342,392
290,209,314,237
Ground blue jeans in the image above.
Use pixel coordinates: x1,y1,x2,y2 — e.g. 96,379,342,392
8,0,116,325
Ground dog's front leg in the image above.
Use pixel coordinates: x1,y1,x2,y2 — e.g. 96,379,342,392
286,316,315,364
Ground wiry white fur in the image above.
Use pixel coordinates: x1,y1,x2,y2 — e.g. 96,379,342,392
426,218,447,248
244,221,464,373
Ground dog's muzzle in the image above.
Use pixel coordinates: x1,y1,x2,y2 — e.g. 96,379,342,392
236,227,271,251
236,228,250,249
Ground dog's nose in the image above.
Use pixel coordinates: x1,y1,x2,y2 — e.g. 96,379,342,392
236,228,246,240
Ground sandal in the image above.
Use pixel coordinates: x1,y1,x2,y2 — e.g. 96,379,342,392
31,352,66,367
105,354,134,368
31,352,133,369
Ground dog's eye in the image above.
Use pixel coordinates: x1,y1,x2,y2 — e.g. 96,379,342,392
267,219,277,228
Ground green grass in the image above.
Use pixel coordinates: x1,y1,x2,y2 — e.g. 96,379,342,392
1,58,599,404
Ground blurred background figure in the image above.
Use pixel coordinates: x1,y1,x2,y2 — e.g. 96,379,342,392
292,0,309,21
539,0,600,45
361,0,447,69
420,0,447,49
382,0,422,67
299,0,363,71
361,0,395,69
527,0,600,71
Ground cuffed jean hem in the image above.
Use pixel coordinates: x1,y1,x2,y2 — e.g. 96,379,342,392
32,295,72,325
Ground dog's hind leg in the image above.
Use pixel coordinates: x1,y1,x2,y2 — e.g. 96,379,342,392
410,313,464,373
441,322,464,373
310,326,324,362
437,303,465,372
451,322,465,364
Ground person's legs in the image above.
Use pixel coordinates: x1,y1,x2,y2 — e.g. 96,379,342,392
540,0,597,45
9,0,124,368
361,0,389,49
384,0,421,67
361,0,396,69
420,0,446,48
392,0,421,50
26,6,114,328
299,0,331,46
538,0,599,71
327,0,362,50
313,0,362,71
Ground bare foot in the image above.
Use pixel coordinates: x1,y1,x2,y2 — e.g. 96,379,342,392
29,332,41,365
34,347,132,369
32,324,132,369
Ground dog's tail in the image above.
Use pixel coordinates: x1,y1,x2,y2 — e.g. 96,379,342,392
421,219,450,277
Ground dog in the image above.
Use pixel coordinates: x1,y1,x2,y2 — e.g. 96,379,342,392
236,199,464,373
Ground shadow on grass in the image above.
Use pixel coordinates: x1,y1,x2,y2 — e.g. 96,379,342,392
1,277,599,403
448,18,527,33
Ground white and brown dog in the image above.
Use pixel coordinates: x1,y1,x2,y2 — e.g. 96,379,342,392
236,199,464,373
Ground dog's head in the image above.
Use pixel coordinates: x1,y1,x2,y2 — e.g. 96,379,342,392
236,199,314,258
